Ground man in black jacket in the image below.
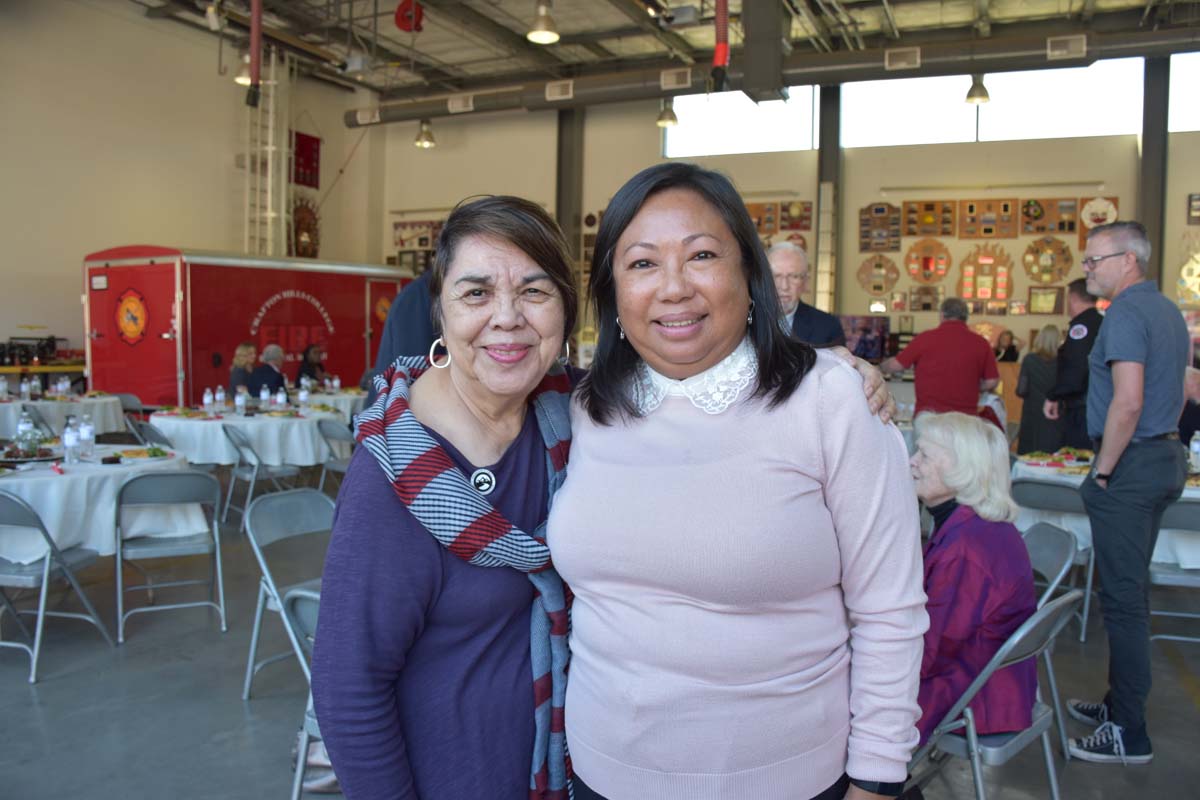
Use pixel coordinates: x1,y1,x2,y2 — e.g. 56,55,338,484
1043,278,1103,448
767,242,846,348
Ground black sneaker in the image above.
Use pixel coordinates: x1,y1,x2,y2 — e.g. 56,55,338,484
1067,698,1110,726
1068,722,1153,764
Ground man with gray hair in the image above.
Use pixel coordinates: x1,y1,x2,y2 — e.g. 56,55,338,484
1066,220,1188,766
767,242,845,347
247,343,288,397
880,297,999,416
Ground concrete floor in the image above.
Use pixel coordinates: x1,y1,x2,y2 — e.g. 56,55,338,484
2,496,1199,799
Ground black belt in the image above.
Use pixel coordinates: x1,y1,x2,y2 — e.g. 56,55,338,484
1093,431,1179,447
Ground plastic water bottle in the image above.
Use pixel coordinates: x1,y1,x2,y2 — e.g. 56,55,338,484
323,377,332,393
79,413,95,458
63,418,80,465
234,389,247,417
0,376,7,398
275,388,288,409
215,386,226,410
331,375,341,392
259,384,271,409
1190,434,1200,472
16,412,36,455
202,387,215,416
298,386,310,416
19,378,30,401
29,379,41,400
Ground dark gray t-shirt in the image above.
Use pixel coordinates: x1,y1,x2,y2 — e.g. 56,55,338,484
1087,280,1188,439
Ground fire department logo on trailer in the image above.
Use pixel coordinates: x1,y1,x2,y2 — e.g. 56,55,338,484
116,288,148,345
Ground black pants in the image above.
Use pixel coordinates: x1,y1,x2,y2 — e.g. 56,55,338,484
1061,403,1090,450
572,772,850,800
1080,438,1186,746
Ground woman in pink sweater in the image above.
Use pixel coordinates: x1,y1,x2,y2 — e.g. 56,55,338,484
547,163,928,800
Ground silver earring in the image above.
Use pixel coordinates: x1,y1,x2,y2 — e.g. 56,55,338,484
428,336,452,369
746,300,755,326
559,341,571,365
616,317,625,341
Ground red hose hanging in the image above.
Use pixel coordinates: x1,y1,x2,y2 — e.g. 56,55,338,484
246,0,262,107
711,0,729,91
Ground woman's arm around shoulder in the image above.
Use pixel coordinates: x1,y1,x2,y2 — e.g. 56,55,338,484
311,449,442,800
812,353,929,784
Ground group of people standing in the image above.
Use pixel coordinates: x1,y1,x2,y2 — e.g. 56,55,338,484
305,161,1188,800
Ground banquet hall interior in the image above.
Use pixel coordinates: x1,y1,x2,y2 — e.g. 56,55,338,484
2,0,1200,798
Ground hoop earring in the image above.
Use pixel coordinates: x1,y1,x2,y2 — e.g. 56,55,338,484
559,341,571,366
746,300,755,326
428,337,452,369
616,317,625,341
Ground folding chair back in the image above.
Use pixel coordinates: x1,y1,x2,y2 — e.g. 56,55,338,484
283,586,320,662
222,423,262,466
1150,500,1200,645
1022,523,1075,608
118,470,220,508
247,489,335,551
1011,478,1086,514
21,404,56,437
131,420,174,449
1161,499,1200,532
317,418,355,446
115,393,144,414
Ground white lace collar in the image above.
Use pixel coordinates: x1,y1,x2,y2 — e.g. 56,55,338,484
631,337,758,415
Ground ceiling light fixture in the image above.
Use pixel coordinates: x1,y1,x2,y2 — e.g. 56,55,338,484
234,52,252,86
414,119,437,149
527,2,560,45
656,97,679,127
965,73,990,104
205,3,224,32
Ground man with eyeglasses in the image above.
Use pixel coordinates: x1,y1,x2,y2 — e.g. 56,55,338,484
1043,278,1103,449
767,242,846,348
1066,220,1188,766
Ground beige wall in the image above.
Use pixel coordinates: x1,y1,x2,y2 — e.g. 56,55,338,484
0,0,379,346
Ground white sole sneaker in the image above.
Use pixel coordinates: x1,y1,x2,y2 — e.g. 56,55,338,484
1067,742,1153,765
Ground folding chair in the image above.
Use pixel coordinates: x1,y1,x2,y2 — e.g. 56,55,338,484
242,489,334,699
116,393,145,441
1012,478,1097,642
283,585,328,800
316,419,355,493
21,404,57,438
220,424,300,530
1150,499,1200,646
114,472,227,643
0,491,114,683
1021,522,1077,758
909,590,1084,800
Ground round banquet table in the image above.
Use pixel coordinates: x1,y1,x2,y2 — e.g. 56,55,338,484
305,391,366,423
0,396,125,438
0,444,209,565
149,410,344,467
1011,460,1200,568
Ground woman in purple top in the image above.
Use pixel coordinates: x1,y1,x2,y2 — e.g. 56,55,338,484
909,411,1038,747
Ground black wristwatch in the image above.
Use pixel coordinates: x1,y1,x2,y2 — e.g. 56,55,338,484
849,777,907,797
1092,466,1112,481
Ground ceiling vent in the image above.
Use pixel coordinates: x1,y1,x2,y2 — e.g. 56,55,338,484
544,79,575,102
355,108,381,126
660,67,692,92
1046,34,1087,61
447,94,475,114
884,47,921,71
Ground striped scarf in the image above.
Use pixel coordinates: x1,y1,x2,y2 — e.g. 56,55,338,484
356,356,572,800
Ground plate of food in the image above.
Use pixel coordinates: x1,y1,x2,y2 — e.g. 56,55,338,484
1,444,60,463
308,402,338,414
119,446,173,461
264,409,300,418
85,390,108,397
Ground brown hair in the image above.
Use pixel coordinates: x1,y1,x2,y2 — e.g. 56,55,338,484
427,196,578,342
1031,325,1061,360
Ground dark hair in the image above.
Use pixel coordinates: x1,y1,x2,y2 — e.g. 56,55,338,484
577,162,815,424
1066,277,1096,303
428,195,578,342
302,344,323,364
940,297,969,321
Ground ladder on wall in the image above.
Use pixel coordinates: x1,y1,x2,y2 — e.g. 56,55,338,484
243,45,296,256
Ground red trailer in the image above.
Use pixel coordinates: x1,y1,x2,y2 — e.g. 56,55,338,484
83,245,412,406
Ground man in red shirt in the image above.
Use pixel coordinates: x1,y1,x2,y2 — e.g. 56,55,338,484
881,298,999,416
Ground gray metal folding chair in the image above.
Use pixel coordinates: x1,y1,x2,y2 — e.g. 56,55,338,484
1012,478,1097,641
909,590,1084,800
21,404,56,437
283,585,327,800
1021,522,1077,758
130,420,216,473
114,472,227,643
1150,499,1200,646
116,393,145,440
0,491,114,683
316,418,355,493
220,423,300,531
242,489,333,700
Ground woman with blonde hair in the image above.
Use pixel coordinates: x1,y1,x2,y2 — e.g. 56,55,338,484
1016,324,1063,454
229,341,256,395
909,411,1037,748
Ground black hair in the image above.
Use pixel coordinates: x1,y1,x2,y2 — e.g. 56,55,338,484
1066,277,1096,303
577,162,816,424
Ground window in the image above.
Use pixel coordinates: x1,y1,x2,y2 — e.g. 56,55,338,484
977,58,1143,141
1169,51,1200,133
664,87,818,158
841,75,977,148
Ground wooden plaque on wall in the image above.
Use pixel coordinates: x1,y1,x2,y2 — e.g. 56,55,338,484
745,202,779,236
1078,196,1119,248
958,243,1013,300
1022,236,1073,284
905,238,952,284
780,201,813,231
1020,198,1079,235
958,198,1019,239
857,255,901,296
909,285,945,312
902,200,955,237
859,202,901,252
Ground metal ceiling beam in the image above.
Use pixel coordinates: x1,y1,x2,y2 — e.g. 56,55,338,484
557,26,649,44
879,0,901,40
976,0,993,37
601,0,697,64
417,0,566,71
1081,0,1100,22
789,0,837,52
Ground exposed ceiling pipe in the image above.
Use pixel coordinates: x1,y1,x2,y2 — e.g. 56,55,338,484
246,0,262,107
344,26,1200,128
712,0,730,90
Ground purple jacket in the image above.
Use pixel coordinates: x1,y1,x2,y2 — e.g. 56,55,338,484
917,505,1038,744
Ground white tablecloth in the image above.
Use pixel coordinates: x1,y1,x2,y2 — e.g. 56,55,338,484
0,445,208,564
306,392,365,423
1011,461,1200,568
0,396,124,437
150,411,342,467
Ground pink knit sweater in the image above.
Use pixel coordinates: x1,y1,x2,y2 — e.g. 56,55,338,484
547,351,928,800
